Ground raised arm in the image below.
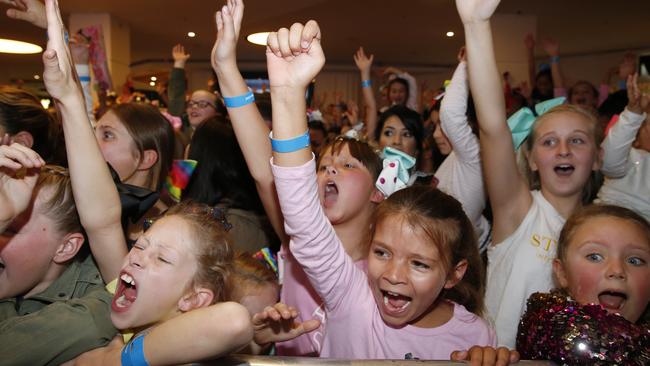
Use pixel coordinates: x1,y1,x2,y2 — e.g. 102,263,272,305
601,74,649,177
353,47,377,140
440,49,479,163
456,0,531,243
210,0,286,243
266,21,324,166
167,44,189,117
42,0,125,281
541,38,565,96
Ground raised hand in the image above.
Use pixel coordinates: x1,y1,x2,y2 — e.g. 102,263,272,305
252,302,321,347
541,38,559,57
2,0,46,28
211,0,244,70
353,47,374,74
455,0,501,25
625,73,650,114
0,143,44,225
266,20,325,90
172,43,191,68
41,0,81,104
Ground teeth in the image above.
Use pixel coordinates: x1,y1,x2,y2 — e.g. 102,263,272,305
384,295,389,305
115,294,127,308
120,273,135,286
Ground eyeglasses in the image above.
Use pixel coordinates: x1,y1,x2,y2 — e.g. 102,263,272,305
187,100,215,109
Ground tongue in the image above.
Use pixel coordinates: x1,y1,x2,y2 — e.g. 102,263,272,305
324,190,338,206
124,287,137,302
387,295,409,309
599,293,624,310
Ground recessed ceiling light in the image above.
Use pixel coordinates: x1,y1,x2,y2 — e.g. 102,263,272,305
187,32,196,38
149,81,156,86
33,74,40,80
446,31,455,37
247,32,270,46
150,76,157,81
0,38,43,54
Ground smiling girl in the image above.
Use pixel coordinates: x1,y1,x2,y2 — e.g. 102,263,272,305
457,0,603,347
517,204,649,364
263,19,502,361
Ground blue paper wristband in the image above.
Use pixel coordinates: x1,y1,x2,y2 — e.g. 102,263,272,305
223,90,255,108
361,79,372,88
79,76,91,82
270,130,310,153
121,335,149,366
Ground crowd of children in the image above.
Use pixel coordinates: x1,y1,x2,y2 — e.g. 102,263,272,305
0,0,648,365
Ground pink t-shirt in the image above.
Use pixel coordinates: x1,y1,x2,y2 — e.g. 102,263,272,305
276,248,367,356
272,158,496,359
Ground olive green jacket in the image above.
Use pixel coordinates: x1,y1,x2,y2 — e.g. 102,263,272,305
0,255,117,366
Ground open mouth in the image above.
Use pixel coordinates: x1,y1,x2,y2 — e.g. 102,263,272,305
112,272,138,313
554,164,575,176
598,290,627,311
381,290,412,316
323,181,339,207
0,261,5,273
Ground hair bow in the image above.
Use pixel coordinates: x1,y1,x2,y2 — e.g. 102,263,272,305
253,247,279,276
375,147,416,197
507,97,566,149
161,111,182,131
163,159,198,202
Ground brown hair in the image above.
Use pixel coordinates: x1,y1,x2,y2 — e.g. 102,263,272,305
372,185,485,316
164,201,234,304
317,136,383,181
0,86,62,164
227,252,279,302
110,103,175,191
557,204,650,264
518,104,604,203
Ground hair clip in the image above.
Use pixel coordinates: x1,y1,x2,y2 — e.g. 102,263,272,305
41,165,70,177
209,207,233,232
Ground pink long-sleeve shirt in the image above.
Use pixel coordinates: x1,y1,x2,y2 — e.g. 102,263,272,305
272,158,496,360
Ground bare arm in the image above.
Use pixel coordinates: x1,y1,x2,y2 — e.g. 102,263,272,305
541,38,564,93
73,302,253,365
457,0,531,243
267,21,325,168
211,0,286,242
42,0,125,281
353,47,377,141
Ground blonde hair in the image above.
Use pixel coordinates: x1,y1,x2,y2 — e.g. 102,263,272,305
517,104,603,203
227,252,279,302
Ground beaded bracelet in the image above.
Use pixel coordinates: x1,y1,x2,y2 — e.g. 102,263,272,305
223,90,255,108
269,130,310,153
